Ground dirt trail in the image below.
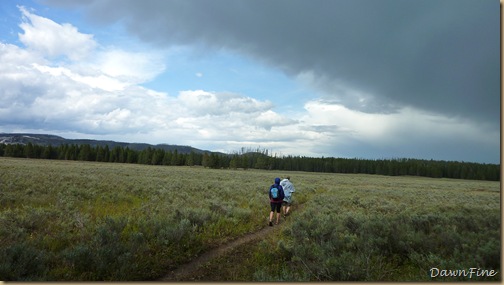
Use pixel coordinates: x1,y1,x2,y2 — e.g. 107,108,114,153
158,221,282,281
158,205,303,281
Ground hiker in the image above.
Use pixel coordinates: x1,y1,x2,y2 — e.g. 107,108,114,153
281,176,295,217
269,177,285,226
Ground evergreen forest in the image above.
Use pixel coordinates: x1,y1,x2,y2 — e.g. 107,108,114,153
0,142,499,181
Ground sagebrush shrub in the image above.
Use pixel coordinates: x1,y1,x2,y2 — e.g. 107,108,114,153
1,158,499,281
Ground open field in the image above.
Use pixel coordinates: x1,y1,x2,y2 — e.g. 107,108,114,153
0,157,500,281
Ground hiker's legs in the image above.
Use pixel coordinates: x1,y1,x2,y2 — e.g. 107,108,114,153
283,197,292,215
269,203,276,222
283,199,291,214
275,203,281,224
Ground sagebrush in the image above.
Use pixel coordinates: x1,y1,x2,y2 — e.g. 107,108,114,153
0,157,499,281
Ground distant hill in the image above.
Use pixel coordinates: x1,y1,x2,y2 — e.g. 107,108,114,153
0,133,215,155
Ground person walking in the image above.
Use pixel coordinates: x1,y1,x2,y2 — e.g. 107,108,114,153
280,176,295,217
268,177,285,226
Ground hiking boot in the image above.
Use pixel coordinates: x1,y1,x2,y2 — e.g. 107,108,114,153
269,221,273,226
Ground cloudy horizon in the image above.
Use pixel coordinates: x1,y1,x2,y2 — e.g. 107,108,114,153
0,0,499,164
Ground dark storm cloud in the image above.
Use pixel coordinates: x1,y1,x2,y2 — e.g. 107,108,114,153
44,0,499,127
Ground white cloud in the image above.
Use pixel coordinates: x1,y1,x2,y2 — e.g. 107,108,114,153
302,100,392,139
253,110,297,131
0,26,168,134
18,6,96,61
296,70,398,114
16,6,164,87
0,27,286,145
0,42,46,67
94,49,166,84
177,90,274,116
31,63,125,92
297,99,499,159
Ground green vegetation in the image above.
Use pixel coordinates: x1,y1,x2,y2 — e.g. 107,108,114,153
249,175,501,282
0,157,500,281
0,143,499,181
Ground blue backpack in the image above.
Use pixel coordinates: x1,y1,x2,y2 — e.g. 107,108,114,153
270,186,279,199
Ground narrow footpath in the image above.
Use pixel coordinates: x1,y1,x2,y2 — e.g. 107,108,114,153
159,205,304,281
158,221,282,281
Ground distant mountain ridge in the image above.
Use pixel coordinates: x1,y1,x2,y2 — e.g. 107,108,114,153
0,133,215,155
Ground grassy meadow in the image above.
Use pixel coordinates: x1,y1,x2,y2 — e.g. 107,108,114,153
0,157,500,281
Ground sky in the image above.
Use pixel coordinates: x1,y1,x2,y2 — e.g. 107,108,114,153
0,0,500,164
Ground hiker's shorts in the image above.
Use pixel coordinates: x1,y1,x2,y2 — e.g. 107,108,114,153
270,202,282,213
282,195,292,206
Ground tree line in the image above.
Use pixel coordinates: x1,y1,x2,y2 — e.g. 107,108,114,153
0,143,499,181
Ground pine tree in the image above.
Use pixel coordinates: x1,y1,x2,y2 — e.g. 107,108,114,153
24,142,35,158
202,153,210,168
170,150,179,166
